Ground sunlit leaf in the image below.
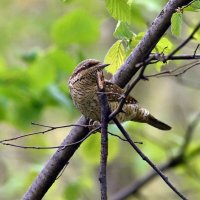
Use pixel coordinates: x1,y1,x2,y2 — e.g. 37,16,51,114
190,0,200,9
104,40,126,74
105,0,131,22
194,31,200,41
171,11,183,36
113,21,133,40
154,37,173,53
130,32,144,48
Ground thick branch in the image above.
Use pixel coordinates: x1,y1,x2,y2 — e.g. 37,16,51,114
22,0,194,199
112,0,193,88
22,116,89,200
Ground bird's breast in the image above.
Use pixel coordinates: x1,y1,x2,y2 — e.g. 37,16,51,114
69,80,101,120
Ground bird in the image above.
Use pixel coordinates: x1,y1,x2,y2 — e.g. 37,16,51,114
68,59,171,130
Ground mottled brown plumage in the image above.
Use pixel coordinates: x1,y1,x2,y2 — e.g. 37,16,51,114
68,59,171,130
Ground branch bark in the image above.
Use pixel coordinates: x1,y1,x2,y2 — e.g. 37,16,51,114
112,0,193,88
22,0,194,199
23,116,89,200
97,71,110,200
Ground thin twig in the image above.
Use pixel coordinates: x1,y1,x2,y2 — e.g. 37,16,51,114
146,62,200,78
97,70,110,200
108,132,127,142
31,122,93,128
0,143,65,149
111,112,200,200
181,0,197,9
113,118,188,200
21,1,196,199
150,53,200,62
1,127,99,150
56,162,69,180
108,9,200,126
60,126,100,151
108,131,143,144
0,123,92,143
167,22,200,59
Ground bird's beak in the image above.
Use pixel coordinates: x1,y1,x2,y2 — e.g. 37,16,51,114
99,63,110,69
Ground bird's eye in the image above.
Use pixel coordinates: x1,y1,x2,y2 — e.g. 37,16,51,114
86,62,95,68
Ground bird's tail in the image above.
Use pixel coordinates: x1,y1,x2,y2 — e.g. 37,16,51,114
147,114,171,131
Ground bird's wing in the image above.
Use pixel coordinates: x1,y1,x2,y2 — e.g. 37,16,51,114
104,81,138,104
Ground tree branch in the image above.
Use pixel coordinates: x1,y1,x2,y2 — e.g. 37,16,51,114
113,118,188,200
166,22,200,59
112,0,194,88
22,0,194,199
22,116,89,200
97,70,110,200
110,113,200,200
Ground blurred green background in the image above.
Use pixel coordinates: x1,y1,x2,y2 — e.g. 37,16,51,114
0,0,200,199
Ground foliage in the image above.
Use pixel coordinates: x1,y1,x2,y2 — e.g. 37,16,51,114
104,40,126,74
0,0,200,200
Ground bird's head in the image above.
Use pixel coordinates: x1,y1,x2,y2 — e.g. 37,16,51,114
69,59,109,85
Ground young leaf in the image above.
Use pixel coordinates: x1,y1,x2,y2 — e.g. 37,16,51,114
105,0,131,22
113,21,133,40
154,37,173,54
171,11,183,37
190,0,200,9
104,40,126,74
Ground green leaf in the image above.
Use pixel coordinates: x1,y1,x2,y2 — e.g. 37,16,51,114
190,0,200,9
105,0,131,22
52,10,100,47
132,0,162,12
194,31,200,41
130,32,144,48
104,40,126,74
153,37,173,71
185,0,200,11
154,37,173,54
129,1,146,27
171,11,183,37
113,21,133,40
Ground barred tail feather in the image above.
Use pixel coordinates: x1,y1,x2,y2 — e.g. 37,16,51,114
147,114,171,131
